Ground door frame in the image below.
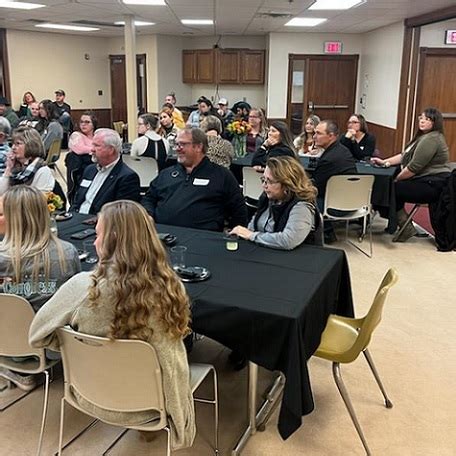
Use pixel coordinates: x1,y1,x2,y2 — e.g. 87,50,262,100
286,54,359,131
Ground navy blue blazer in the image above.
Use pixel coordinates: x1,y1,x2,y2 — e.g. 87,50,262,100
71,158,141,215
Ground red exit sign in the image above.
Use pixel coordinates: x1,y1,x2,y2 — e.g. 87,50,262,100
324,41,342,54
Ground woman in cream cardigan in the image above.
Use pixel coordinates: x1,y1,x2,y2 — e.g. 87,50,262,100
29,200,195,450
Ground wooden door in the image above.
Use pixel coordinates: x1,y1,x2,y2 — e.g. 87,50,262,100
182,50,196,83
217,49,240,84
241,50,265,84
109,54,147,124
287,55,358,135
416,48,456,162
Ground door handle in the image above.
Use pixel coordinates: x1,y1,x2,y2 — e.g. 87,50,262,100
442,113,456,119
312,104,349,109
308,101,314,112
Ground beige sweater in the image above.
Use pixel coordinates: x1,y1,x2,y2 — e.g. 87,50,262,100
28,271,196,450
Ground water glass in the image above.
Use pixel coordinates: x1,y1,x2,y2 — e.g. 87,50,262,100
83,240,98,264
170,246,187,269
224,234,239,251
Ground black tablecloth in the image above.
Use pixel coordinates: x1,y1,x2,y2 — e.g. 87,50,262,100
58,214,354,440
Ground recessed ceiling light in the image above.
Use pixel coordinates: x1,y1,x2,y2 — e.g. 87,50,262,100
0,1,45,10
309,0,364,10
114,20,155,26
35,23,99,31
285,18,327,27
181,19,213,25
122,0,166,5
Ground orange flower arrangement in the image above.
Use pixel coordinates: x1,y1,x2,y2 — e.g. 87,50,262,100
45,191,64,214
227,120,252,136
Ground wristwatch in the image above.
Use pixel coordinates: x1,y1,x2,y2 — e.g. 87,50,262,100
384,161,391,168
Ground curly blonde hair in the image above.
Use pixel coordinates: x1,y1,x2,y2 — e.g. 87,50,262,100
266,156,317,202
88,200,191,341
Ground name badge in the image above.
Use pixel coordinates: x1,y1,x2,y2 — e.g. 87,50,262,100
193,178,210,186
80,179,92,188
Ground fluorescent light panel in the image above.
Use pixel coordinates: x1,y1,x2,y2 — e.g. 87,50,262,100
0,1,45,10
181,19,213,25
35,23,99,31
115,20,155,26
285,18,327,27
309,0,364,10
122,0,166,5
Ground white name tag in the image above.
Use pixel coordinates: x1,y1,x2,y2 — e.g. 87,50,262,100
80,179,92,188
193,178,210,186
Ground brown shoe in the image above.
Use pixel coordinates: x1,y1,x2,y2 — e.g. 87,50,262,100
393,222,418,242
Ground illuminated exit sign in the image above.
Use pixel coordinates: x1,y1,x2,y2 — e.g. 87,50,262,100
324,41,342,54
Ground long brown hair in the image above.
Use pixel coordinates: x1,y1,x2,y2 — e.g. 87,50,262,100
88,200,191,341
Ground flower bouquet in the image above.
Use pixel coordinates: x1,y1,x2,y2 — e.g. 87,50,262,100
227,120,252,157
45,191,64,214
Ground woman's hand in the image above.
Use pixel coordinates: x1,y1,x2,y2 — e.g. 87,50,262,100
230,226,254,240
4,152,16,176
370,157,384,166
345,128,356,140
252,165,264,173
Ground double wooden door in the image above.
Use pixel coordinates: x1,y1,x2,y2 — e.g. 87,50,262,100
287,54,359,135
416,48,456,162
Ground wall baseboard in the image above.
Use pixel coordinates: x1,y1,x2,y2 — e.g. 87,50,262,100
366,121,396,158
71,108,112,129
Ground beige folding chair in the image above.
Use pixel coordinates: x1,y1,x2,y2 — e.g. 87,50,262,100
0,294,59,456
242,167,263,207
112,121,125,141
323,175,375,257
122,155,159,189
56,327,219,456
46,139,66,183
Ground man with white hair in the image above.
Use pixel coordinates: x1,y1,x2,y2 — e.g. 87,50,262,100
71,128,141,215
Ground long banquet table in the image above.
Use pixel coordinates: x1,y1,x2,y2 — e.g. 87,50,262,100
58,214,354,453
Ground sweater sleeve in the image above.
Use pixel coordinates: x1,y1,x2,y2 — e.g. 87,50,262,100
406,135,440,175
29,272,92,351
130,136,148,158
250,202,314,250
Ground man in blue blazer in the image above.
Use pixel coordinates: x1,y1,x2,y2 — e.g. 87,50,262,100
71,128,141,215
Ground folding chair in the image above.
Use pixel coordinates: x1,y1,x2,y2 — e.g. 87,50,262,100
0,294,59,456
56,327,219,455
323,175,375,257
122,155,159,190
46,139,66,183
242,167,263,208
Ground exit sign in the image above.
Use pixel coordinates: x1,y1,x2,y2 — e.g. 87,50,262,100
324,41,342,54
445,30,456,44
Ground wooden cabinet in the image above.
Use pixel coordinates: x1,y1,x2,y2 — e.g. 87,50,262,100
182,49,265,85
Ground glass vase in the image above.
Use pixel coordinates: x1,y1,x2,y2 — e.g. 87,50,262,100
233,135,247,158
50,215,58,236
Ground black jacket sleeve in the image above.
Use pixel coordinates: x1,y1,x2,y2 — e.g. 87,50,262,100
141,178,159,217
223,171,248,228
340,133,376,160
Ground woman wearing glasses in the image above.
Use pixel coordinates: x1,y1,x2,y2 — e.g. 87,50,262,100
230,156,317,250
371,107,450,242
340,113,376,160
246,108,268,153
66,111,98,203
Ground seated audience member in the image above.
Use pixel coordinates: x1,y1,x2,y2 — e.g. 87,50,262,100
17,91,36,118
294,115,322,156
0,186,80,391
71,128,141,215
232,101,251,121
217,98,235,136
0,127,55,193
252,120,297,169
36,99,64,153
340,113,376,160
200,115,234,168
159,106,180,151
246,108,268,154
53,89,73,143
18,102,40,128
371,107,451,242
164,92,185,129
0,118,11,176
66,111,97,204
142,128,247,231
0,96,19,129
186,96,218,128
29,200,195,450
131,113,169,170
231,156,317,250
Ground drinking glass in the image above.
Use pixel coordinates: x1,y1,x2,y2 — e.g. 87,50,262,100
170,246,187,269
83,240,98,264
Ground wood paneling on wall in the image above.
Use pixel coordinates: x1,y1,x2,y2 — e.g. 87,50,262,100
367,122,396,158
71,108,112,129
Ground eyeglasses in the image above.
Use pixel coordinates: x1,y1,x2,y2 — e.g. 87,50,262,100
260,177,279,186
137,122,145,126
348,120,360,124
248,115,260,119
418,115,432,121
175,141,193,149
80,120,92,124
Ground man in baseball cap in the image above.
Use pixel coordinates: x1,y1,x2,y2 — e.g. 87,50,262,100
53,89,72,147
0,96,19,128
217,97,234,139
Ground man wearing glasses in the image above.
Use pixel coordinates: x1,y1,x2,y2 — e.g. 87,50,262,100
142,128,247,231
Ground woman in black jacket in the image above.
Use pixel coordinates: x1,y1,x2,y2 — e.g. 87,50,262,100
339,113,376,160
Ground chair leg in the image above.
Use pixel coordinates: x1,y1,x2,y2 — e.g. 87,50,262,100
332,362,372,456
212,368,219,455
58,398,65,456
102,429,129,456
393,205,420,241
363,349,393,408
165,426,171,456
36,370,50,456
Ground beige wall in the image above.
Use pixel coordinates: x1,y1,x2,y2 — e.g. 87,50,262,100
358,22,404,128
420,18,456,47
7,29,111,110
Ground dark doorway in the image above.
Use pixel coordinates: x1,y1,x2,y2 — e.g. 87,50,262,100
287,54,359,135
109,54,147,124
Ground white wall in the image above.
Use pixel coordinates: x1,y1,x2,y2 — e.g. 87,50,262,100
7,29,111,110
267,32,363,119
420,18,456,47
358,22,404,128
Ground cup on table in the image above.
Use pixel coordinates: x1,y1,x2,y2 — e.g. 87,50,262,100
82,240,98,264
170,246,187,269
223,233,239,251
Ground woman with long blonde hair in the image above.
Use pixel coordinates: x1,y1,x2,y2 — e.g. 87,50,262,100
231,156,317,250
29,200,195,450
